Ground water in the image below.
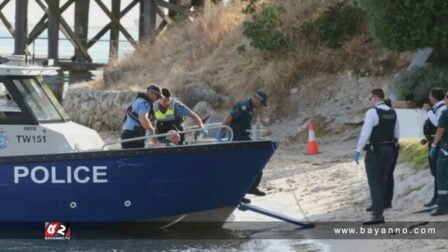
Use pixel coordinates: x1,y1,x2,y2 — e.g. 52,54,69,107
0,239,307,252
0,223,319,251
0,26,136,64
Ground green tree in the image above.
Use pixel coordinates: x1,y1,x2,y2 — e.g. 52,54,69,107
357,0,448,51
392,64,448,104
301,2,364,49
243,6,289,51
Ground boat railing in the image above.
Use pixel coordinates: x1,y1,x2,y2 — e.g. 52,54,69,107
101,123,234,150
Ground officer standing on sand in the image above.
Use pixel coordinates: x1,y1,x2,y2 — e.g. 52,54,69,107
429,92,448,216
354,89,400,225
121,84,162,149
217,91,269,204
422,88,447,207
365,98,399,213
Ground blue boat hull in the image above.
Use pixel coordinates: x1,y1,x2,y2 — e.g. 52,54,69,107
0,141,277,222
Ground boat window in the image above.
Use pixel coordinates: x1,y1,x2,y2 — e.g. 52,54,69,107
0,82,21,113
13,78,63,122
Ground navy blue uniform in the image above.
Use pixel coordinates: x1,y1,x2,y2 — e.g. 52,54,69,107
228,98,262,191
436,110,448,211
364,107,397,218
229,98,253,141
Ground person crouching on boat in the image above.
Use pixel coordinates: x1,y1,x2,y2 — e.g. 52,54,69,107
121,84,163,149
216,91,269,203
154,88,207,144
165,130,181,146
152,130,181,147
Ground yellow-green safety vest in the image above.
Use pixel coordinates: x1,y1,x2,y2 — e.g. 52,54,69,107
154,99,177,122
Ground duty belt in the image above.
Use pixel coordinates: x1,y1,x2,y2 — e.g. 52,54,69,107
364,141,394,152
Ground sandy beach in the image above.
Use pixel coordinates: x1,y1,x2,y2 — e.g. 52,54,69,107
98,129,448,251
232,136,448,251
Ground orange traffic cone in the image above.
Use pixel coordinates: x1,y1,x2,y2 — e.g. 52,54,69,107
307,122,320,155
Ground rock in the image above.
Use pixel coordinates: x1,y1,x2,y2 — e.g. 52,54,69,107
290,87,298,95
193,101,214,120
92,122,102,131
103,68,122,85
286,178,296,184
188,101,224,136
179,74,197,84
183,81,229,108
62,87,136,131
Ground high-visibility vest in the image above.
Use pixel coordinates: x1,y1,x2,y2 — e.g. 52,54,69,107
154,99,177,122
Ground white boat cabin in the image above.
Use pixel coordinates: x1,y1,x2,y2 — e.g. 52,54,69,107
0,56,104,157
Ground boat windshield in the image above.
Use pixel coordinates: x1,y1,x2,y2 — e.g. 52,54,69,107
13,78,63,122
0,82,21,113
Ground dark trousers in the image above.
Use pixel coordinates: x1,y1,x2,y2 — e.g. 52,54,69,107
436,144,448,210
121,129,146,149
384,145,399,207
428,141,440,202
365,145,394,217
233,134,262,191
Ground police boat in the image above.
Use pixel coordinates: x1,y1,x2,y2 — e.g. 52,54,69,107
0,56,277,225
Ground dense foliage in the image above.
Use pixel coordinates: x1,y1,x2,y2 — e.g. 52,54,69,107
241,0,259,14
242,5,289,51
392,64,448,104
301,2,364,49
357,0,448,51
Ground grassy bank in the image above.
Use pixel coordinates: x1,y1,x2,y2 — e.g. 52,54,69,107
399,138,428,172
102,0,408,110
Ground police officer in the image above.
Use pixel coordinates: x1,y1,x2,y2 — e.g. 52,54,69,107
121,84,162,149
429,92,448,216
422,88,446,207
354,89,400,225
218,91,268,203
153,88,206,144
366,99,399,212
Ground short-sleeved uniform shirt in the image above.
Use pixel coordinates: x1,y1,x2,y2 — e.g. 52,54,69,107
122,98,152,130
174,101,192,117
229,98,253,141
155,100,192,118
438,109,448,143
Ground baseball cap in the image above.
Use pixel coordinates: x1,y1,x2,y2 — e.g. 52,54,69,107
147,84,163,98
255,91,268,106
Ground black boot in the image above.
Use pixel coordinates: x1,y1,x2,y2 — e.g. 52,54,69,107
241,198,251,204
248,187,266,196
362,215,385,225
430,208,448,216
424,198,438,207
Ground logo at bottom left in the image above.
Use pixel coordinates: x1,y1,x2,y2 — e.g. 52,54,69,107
44,222,71,240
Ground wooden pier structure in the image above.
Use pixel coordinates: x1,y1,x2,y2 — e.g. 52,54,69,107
1,0,206,70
